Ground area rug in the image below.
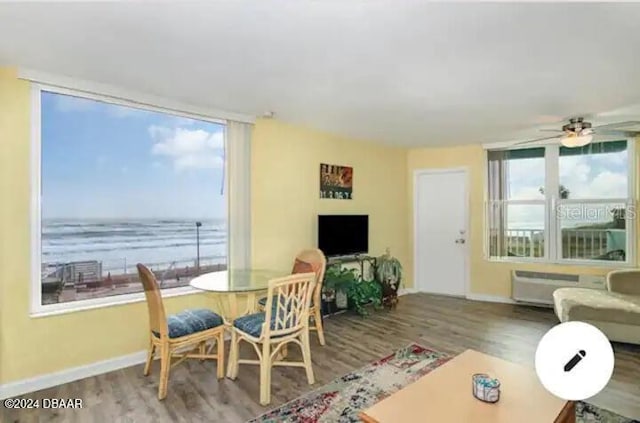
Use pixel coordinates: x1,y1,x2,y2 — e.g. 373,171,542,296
248,343,638,423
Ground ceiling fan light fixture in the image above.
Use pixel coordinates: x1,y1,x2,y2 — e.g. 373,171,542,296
516,116,640,148
580,127,595,136
560,133,592,148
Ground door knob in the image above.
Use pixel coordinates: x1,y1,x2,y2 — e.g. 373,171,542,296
455,238,466,244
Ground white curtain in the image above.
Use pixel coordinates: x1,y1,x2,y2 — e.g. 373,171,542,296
486,150,508,257
226,121,253,269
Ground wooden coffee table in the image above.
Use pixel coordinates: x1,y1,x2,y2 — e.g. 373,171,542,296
360,349,575,423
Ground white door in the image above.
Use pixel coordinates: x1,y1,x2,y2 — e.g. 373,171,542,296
415,169,468,296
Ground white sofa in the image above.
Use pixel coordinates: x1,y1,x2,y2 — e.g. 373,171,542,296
553,269,640,345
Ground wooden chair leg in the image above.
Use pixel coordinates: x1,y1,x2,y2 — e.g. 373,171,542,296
144,339,156,376
301,328,315,385
158,345,171,400
259,341,272,405
216,331,225,379
313,306,326,346
199,341,206,361
228,330,239,380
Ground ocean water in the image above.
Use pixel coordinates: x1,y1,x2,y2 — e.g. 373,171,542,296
42,219,227,274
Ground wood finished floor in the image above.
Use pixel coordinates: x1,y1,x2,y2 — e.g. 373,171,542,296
3,293,640,423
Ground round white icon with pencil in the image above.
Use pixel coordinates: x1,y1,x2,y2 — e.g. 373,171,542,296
534,321,614,401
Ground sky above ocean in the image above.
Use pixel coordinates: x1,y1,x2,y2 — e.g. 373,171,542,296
41,91,226,220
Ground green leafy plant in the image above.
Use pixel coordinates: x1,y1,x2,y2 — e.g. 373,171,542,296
376,248,403,290
323,264,382,315
323,265,358,301
347,277,382,316
376,249,403,308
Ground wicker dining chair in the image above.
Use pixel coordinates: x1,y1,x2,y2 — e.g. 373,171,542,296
258,249,327,345
227,272,317,405
137,263,226,400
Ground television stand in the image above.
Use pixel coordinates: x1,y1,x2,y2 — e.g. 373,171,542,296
327,254,376,278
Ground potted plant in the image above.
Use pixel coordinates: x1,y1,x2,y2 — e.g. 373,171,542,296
376,248,403,308
346,277,382,316
323,265,357,309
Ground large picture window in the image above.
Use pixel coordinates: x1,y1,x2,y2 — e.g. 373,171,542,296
36,88,228,309
486,140,635,264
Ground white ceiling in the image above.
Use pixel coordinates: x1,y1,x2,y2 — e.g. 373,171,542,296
1,1,640,147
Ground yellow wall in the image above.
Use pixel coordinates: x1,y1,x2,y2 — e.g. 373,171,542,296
0,69,409,384
0,69,216,384
251,119,409,273
407,143,640,297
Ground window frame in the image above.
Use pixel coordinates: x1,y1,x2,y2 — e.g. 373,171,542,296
30,84,231,317
484,139,636,267
494,200,548,261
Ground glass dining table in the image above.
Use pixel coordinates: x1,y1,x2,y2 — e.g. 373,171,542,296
190,268,288,378
189,268,288,322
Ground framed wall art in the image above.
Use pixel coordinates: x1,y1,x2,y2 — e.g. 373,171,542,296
320,163,353,200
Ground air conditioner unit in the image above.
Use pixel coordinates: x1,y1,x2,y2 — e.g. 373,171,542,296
511,270,605,306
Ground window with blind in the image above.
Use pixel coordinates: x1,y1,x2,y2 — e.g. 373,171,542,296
486,140,635,264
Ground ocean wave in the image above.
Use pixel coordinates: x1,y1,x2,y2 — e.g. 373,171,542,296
44,220,223,231
42,239,225,255
39,220,228,268
42,232,227,245
43,227,225,237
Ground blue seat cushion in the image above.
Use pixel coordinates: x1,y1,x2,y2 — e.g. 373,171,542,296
233,310,294,338
233,312,269,337
154,308,224,339
257,296,273,307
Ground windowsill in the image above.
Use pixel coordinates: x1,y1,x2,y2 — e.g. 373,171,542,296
30,285,204,318
485,256,636,268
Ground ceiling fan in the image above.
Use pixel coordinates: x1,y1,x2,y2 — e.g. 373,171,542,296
515,117,640,148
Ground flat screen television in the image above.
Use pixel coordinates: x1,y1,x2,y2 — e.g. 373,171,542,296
318,215,368,257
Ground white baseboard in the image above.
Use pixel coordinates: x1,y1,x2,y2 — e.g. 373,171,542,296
0,335,232,399
398,288,418,296
0,350,147,399
401,289,515,305
465,293,516,304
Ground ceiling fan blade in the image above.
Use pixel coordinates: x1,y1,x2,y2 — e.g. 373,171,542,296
539,129,565,132
593,121,640,131
595,129,640,137
580,128,595,136
512,135,562,146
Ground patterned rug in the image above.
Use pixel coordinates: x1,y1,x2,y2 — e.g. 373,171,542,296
248,343,638,423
